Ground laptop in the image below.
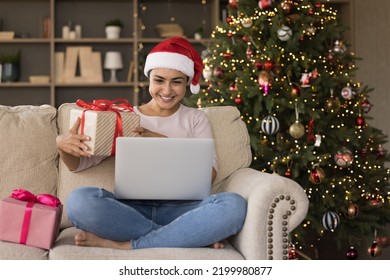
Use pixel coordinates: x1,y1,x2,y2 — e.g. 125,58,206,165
114,137,215,200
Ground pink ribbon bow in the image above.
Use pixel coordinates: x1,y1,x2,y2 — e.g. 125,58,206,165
76,98,134,155
11,189,61,245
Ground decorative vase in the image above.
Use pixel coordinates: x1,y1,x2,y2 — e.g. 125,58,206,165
105,26,121,39
1,63,20,82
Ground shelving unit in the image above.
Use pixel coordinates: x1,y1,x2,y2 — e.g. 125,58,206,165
0,0,220,107
0,0,351,107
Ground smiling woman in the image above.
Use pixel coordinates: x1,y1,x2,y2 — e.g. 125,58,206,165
57,36,247,252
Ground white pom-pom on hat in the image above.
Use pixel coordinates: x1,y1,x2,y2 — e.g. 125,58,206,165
144,36,203,94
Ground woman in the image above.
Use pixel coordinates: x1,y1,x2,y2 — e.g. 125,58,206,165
56,37,247,250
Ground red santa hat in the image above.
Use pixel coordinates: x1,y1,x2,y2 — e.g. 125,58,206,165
144,36,203,94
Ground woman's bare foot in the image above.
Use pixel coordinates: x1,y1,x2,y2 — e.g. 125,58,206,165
75,231,131,250
211,241,225,249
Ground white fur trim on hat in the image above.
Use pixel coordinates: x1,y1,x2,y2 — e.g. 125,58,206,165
144,52,195,80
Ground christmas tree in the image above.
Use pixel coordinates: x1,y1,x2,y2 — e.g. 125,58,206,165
187,0,390,258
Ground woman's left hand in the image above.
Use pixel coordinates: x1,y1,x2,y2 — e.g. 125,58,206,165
132,126,167,138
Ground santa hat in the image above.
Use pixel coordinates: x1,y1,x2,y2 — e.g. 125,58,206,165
144,36,203,94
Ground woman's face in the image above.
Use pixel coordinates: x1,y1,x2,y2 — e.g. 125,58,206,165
148,68,188,114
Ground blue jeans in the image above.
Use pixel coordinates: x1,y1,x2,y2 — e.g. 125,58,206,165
66,187,247,249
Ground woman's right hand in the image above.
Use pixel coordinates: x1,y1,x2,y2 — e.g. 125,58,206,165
56,117,91,158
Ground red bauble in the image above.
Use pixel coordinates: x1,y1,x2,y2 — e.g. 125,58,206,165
285,169,291,178
227,32,233,38
355,116,365,127
235,97,242,104
263,60,273,71
223,53,233,58
288,244,298,260
229,0,239,9
361,99,373,113
258,0,273,10
254,62,262,70
368,241,382,258
226,17,233,23
346,246,358,260
376,236,390,248
291,84,301,97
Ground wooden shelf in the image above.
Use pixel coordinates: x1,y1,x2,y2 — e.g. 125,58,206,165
0,0,351,107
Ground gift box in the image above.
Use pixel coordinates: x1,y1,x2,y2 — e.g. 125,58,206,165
0,189,63,250
70,99,140,156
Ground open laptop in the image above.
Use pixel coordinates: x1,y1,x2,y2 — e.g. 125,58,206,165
114,137,215,200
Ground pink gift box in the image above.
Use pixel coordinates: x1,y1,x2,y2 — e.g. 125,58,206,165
0,197,63,249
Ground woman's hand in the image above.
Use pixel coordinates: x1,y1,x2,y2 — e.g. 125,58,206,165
132,126,167,138
56,117,91,158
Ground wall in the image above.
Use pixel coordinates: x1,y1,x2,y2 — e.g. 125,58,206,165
353,0,390,260
354,0,390,157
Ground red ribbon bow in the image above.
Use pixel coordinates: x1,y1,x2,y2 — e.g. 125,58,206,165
76,98,134,155
11,189,61,245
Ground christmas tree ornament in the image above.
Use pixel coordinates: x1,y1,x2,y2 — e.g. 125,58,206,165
234,96,242,105
289,122,305,139
228,0,239,9
325,90,341,113
333,40,347,54
289,103,305,139
281,0,293,14
258,70,271,95
309,164,325,184
361,99,373,113
277,25,293,41
258,0,273,10
229,82,237,91
368,241,382,258
202,67,212,80
341,86,354,100
346,246,358,260
314,134,322,147
306,26,316,36
285,159,293,178
288,243,298,259
334,148,354,168
346,202,359,219
226,17,233,23
223,52,233,59
291,84,301,97
246,45,253,59
327,50,335,61
377,144,384,158
300,72,311,87
263,60,274,71
376,235,390,248
261,115,280,135
355,116,365,127
213,67,224,78
368,194,383,207
241,17,253,28
321,210,340,232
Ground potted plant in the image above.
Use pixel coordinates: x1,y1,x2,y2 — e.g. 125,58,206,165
105,19,123,39
0,50,21,82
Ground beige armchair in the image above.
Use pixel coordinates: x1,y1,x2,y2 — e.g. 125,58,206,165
0,104,308,260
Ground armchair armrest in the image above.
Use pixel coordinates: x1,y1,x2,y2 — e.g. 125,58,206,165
220,168,309,260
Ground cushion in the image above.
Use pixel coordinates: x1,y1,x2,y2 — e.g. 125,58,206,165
201,106,252,192
0,105,58,199
50,227,244,260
